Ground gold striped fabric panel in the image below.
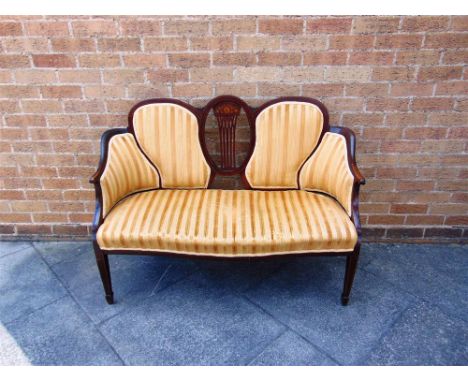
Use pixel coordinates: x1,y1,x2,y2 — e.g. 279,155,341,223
97,189,357,255
299,132,354,216
245,102,323,189
133,103,211,188
100,133,160,218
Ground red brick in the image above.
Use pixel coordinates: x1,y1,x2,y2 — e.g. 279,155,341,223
367,98,409,112
173,83,212,97
390,83,433,97
33,54,75,68
238,36,281,51
211,19,256,34
15,69,56,84
303,84,344,97
404,127,447,139
164,20,209,35
0,85,39,98
391,204,428,214
2,38,48,53
436,81,468,95
258,52,301,66
120,19,161,35
0,22,22,36
190,68,233,82
25,21,69,36
401,16,449,32
0,55,30,68
424,33,468,49
443,50,468,65
259,18,303,34
353,17,400,34
329,35,374,50
126,84,170,99
213,53,256,66
71,20,118,36
16,225,52,235
41,86,82,98
304,52,347,65
417,66,463,81
79,54,121,68
98,38,141,52
6,115,46,127
375,35,423,49
349,51,394,65
122,54,165,68
214,83,257,97
168,53,210,68
445,216,468,225
190,37,233,51
424,228,462,238
307,17,352,33
51,38,96,52
386,228,425,238
451,16,468,31
258,83,301,96
144,37,188,51
147,69,188,83
372,67,415,81
345,84,389,97
396,50,441,65
411,97,454,111
58,70,100,84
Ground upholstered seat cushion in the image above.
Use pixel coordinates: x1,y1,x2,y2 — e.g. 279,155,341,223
97,189,357,256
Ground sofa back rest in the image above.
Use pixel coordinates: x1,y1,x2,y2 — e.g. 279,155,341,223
245,101,324,189
131,103,211,188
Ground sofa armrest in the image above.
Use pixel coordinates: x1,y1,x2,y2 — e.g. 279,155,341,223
299,126,365,224
90,129,160,230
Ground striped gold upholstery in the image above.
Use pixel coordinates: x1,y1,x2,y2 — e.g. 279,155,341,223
299,132,354,216
100,134,159,217
132,103,211,188
245,102,323,189
97,189,357,255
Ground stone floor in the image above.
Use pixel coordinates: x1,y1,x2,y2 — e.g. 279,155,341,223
0,241,466,366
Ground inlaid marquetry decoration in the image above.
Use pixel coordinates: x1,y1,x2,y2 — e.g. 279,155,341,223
213,101,241,170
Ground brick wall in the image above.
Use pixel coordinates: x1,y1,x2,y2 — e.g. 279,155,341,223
0,15,467,242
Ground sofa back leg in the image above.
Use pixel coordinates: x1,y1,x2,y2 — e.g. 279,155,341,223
93,242,114,304
341,246,360,306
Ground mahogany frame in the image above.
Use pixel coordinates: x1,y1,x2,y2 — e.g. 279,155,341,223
90,96,365,306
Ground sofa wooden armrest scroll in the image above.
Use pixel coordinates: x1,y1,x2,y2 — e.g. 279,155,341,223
90,96,365,305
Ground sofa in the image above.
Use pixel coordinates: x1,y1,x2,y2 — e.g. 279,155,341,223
90,96,365,305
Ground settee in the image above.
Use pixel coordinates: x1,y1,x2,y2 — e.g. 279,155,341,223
90,96,365,305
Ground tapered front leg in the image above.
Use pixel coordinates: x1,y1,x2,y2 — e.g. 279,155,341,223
341,245,360,306
93,241,114,304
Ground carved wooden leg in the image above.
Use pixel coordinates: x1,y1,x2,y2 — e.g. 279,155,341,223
341,246,360,306
93,241,114,304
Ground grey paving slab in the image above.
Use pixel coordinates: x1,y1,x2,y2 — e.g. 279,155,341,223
0,247,67,324
1,241,466,366
245,257,415,365
364,301,468,365
363,248,468,322
32,241,92,266
52,252,197,324
194,257,286,294
0,241,31,258
100,273,286,365
364,243,468,286
5,296,122,365
249,330,337,366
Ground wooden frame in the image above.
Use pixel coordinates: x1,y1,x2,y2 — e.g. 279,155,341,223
90,96,365,306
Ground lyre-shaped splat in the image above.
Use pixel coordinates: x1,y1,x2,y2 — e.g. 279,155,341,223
213,102,241,170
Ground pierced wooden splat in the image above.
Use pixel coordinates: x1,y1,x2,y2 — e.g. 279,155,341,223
213,102,241,170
